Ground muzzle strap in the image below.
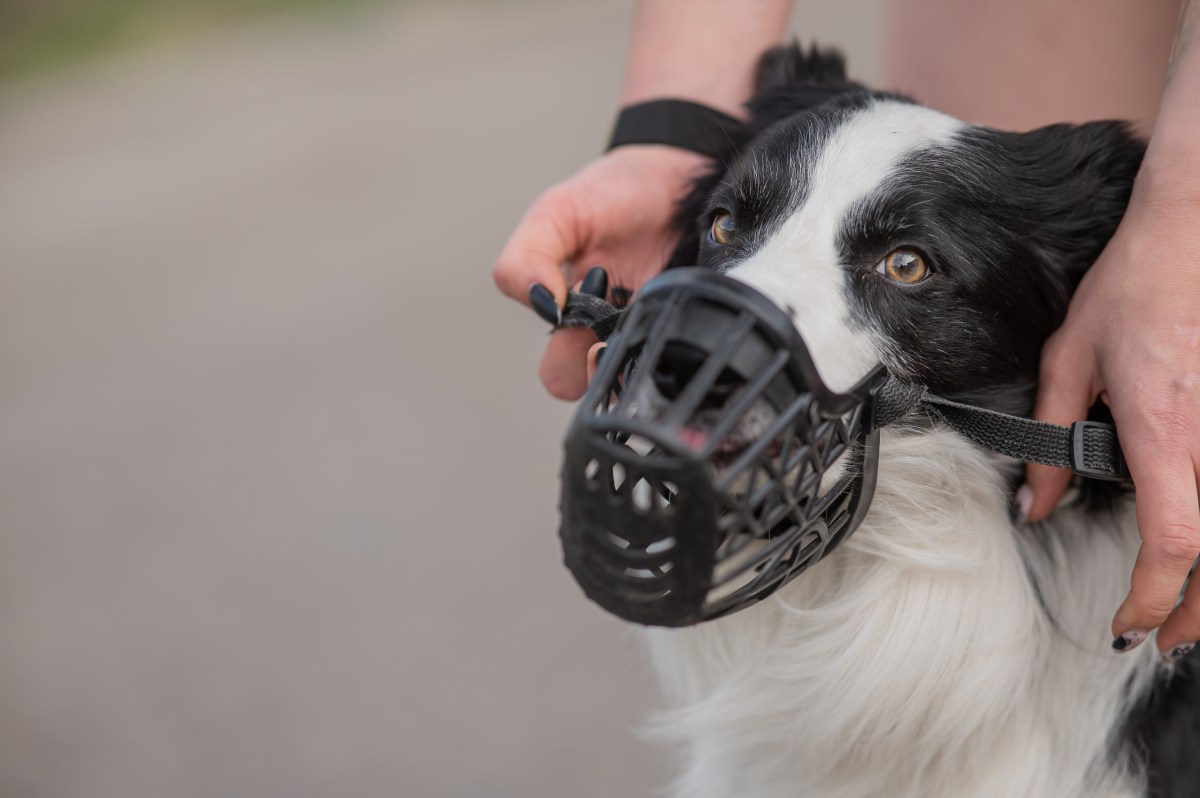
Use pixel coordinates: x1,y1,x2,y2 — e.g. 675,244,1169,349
561,291,623,341
871,381,1128,482
921,395,1127,481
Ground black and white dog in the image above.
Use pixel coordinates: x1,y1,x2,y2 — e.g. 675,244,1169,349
634,44,1200,798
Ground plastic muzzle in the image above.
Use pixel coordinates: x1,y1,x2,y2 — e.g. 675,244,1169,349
560,268,886,627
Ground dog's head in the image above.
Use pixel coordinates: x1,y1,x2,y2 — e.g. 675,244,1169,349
668,45,1144,415
561,49,1145,625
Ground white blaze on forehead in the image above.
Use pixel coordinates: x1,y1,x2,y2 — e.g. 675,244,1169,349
729,100,964,392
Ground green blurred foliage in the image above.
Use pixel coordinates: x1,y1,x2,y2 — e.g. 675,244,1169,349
0,0,379,80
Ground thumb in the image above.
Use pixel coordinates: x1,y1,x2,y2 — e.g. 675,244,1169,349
1023,336,1097,522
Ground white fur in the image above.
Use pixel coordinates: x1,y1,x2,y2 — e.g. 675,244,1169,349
645,428,1154,798
641,101,1160,798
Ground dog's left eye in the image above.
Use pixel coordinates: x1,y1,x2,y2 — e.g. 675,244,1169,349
710,212,736,245
876,249,930,284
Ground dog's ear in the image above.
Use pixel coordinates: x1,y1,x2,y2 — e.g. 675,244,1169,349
748,42,866,130
755,42,848,92
969,121,1145,290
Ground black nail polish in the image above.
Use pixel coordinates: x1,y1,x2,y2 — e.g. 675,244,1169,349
581,266,608,299
1111,630,1148,652
529,283,561,326
1165,642,1196,663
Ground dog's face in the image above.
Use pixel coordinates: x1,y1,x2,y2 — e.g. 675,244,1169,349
627,47,1145,490
688,96,1141,408
655,43,1146,420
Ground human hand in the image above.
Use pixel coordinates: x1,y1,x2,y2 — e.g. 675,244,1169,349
1024,171,1200,659
493,145,707,399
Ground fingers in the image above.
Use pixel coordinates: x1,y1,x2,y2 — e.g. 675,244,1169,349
580,266,609,300
538,268,611,399
539,327,597,401
1156,563,1200,661
1111,440,1200,651
492,186,581,311
1024,335,1097,522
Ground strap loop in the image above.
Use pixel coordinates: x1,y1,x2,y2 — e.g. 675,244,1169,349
1070,420,1127,482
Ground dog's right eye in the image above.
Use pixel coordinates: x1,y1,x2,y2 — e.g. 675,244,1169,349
710,212,736,245
877,248,930,285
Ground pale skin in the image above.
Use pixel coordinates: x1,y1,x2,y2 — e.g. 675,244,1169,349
493,0,1200,656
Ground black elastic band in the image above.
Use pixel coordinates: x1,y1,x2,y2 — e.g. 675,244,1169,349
562,292,623,342
607,99,749,160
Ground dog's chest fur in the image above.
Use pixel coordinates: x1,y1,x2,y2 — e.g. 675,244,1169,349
644,429,1154,798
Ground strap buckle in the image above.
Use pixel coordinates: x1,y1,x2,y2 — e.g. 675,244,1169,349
1069,420,1126,482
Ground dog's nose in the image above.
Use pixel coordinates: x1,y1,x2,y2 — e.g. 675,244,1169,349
652,341,741,409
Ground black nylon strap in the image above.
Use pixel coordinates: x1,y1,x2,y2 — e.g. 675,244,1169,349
926,396,1127,480
607,99,749,160
556,291,1130,483
561,292,623,342
873,382,1129,482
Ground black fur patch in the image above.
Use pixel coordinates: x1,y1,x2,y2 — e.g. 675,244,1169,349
1123,650,1200,797
838,121,1143,400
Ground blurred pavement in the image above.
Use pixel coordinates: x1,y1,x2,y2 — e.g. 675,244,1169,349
0,2,879,796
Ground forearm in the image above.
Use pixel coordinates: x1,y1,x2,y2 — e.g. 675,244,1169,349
1141,0,1200,201
621,0,793,118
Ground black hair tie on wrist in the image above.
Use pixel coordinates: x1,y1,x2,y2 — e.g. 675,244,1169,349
607,99,749,161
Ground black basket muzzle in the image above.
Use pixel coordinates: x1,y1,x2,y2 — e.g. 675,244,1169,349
560,268,886,627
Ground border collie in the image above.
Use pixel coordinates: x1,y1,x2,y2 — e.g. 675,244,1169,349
630,44,1200,798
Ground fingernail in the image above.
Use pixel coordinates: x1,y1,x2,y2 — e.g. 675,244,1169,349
1164,642,1195,663
1111,629,1149,652
1013,484,1033,524
528,283,561,326
581,266,608,299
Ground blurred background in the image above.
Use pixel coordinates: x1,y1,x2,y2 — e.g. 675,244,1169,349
0,1,879,795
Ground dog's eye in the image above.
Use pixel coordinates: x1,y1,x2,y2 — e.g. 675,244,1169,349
710,212,736,245
877,249,929,284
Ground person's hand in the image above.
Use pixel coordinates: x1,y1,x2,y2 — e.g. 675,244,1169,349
1024,171,1200,658
493,145,708,399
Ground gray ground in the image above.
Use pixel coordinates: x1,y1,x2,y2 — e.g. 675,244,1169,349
0,2,879,795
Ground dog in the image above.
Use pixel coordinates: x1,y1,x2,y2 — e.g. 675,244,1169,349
621,44,1200,798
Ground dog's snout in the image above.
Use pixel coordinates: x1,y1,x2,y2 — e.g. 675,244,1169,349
652,341,742,409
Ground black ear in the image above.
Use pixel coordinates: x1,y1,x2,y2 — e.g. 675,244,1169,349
961,121,1145,293
667,42,867,269
755,42,848,92
748,42,865,129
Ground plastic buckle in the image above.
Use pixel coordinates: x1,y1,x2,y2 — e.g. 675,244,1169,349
1069,420,1126,482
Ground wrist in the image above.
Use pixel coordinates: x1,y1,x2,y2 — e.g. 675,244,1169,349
620,78,750,121
1134,146,1200,213
604,143,709,167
